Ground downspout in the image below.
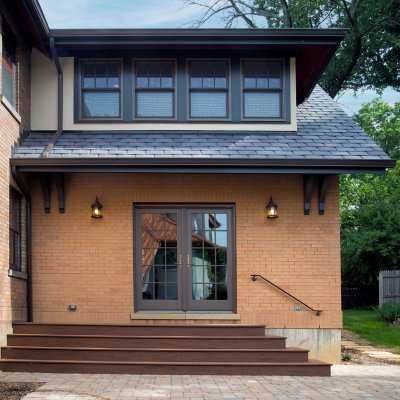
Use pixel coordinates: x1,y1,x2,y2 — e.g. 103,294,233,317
11,166,32,322
42,37,63,158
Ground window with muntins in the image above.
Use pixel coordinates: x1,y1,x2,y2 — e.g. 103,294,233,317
134,60,175,118
242,60,283,119
2,19,17,108
188,60,229,119
81,60,121,119
9,187,22,271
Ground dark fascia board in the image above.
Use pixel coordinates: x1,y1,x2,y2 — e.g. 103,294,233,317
10,157,395,174
50,28,347,46
23,0,50,36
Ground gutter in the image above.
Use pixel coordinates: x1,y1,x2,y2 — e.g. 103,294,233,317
11,166,32,322
10,157,395,174
42,37,63,158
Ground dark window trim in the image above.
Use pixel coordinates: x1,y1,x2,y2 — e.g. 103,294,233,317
9,186,22,272
74,56,292,124
240,58,288,122
186,58,231,121
78,58,124,122
132,58,177,121
133,203,236,312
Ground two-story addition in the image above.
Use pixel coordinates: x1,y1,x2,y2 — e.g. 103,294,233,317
0,0,394,376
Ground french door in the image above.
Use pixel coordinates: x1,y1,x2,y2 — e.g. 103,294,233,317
134,206,234,312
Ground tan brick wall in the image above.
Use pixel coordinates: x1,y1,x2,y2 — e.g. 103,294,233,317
0,5,31,346
30,173,341,329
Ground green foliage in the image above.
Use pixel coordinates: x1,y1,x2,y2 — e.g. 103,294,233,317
341,352,352,361
343,309,400,352
340,100,400,288
184,0,400,97
375,301,400,323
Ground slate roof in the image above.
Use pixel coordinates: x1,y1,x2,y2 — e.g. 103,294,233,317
13,87,391,163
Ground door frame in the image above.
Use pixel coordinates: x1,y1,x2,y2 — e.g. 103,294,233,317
133,203,236,313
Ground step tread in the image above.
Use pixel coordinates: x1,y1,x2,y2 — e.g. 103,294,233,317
8,334,285,340
2,346,308,352
13,323,265,328
0,359,330,366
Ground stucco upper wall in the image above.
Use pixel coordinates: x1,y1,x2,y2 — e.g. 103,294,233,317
31,49,57,131
31,54,297,132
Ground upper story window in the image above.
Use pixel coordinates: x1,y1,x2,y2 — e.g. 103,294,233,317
242,60,283,120
75,57,289,123
80,60,122,119
9,187,22,271
188,60,229,119
2,19,17,109
134,60,175,119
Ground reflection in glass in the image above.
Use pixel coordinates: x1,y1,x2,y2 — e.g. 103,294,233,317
191,212,228,302
141,213,178,301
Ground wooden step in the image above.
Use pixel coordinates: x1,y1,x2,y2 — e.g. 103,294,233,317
12,323,266,337
7,334,286,349
1,346,308,363
0,359,331,376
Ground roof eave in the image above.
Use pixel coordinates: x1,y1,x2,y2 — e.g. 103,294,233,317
10,157,395,174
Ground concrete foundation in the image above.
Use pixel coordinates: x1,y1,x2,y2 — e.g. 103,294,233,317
265,328,341,364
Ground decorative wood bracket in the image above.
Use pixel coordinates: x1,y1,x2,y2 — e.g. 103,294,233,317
39,174,51,213
54,173,65,213
303,174,315,215
318,175,331,215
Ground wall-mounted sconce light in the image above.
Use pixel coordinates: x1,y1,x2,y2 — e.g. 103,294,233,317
91,196,103,218
265,196,278,219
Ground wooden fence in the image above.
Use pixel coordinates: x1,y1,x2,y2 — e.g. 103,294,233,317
379,270,400,306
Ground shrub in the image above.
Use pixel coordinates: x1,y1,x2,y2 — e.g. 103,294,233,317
375,301,400,323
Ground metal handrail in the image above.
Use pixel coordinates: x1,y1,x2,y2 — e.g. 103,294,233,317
250,274,322,316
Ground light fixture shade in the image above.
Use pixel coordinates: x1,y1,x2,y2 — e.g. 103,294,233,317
266,196,278,219
91,196,103,218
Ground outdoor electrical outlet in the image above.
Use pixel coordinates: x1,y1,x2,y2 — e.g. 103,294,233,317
68,304,77,311
295,306,301,311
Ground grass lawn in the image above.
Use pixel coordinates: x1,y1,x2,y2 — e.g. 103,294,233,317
343,309,400,353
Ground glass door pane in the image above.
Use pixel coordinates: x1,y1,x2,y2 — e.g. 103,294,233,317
187,210,232,310
136,210,182,310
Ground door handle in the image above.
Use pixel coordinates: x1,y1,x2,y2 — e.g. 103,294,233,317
178,254,182,269
187,254,190,268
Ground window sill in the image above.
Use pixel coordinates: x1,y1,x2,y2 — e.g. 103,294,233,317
1,95,21,124
8,269,27,280
131,312,240,320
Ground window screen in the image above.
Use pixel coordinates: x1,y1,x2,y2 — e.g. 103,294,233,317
188,60,229,119
81,61,121,119
134,61,175,118
242,60,283,119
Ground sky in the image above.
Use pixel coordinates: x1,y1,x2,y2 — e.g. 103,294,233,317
38,0,399,115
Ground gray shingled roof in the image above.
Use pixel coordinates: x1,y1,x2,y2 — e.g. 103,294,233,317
13,86,391,161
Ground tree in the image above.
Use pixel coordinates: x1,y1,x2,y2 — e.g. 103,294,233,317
183,0,400,97
340,99,400,288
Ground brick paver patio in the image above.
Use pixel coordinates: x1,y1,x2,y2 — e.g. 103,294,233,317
0,365,399,399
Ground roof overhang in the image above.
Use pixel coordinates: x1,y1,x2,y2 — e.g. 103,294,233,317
10,157,395,175
50,28,347,104
4,0,50,55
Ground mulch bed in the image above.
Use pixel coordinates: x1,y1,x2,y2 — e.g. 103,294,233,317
0,382,42,400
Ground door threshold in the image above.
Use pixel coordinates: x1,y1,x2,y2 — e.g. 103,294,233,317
131,312,240,320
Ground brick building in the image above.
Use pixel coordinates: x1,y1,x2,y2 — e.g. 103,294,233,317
0,1,394,375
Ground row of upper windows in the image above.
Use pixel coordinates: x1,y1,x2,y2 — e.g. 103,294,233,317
77,58,287,122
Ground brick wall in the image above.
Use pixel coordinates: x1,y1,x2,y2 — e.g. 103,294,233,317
0,5,31,346
30,173,341,329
